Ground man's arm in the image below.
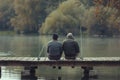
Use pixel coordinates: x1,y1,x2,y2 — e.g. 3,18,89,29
75,41,80,53
47,44,49,53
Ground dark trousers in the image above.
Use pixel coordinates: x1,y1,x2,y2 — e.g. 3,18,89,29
48,55,61,60
65,54,77,60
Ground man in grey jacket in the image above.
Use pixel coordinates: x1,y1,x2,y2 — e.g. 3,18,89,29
63,33,80,59
47,33,63,60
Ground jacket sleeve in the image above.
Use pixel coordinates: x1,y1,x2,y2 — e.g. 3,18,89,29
60,44,63,55
47,45,49,53
75,41,80,53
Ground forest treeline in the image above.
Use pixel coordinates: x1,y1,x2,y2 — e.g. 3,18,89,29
0,0,120,36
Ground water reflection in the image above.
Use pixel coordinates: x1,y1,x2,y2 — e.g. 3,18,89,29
46,77,62,80
0,66,21,80
81,77,89,80
81,75,98,80
21,66,38,80
21,74,37,80
0,35,120,57
0,66,120,80
57,77,61,80
10,35,40,57
41,76,96,80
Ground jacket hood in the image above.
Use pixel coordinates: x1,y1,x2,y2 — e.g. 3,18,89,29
66,33,74,39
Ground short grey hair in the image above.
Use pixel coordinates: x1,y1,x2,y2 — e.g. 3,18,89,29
66,33,74,39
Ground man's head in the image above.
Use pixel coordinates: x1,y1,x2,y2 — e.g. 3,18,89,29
66,33,74,39
52,33,58,40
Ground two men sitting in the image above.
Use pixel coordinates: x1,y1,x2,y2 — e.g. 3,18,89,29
47,33,80,60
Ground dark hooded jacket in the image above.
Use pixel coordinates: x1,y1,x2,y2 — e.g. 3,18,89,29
63,33,80,59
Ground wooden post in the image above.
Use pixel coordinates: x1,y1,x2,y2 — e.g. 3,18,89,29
21,66,38,80
81,66,93,77
0,66,1,78
58,76,61,80
23,66,38,76
30,66,38,76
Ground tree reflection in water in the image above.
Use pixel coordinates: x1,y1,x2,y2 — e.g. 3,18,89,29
46,77,61,80
21,74,98,80
21,75,37,80
21,66,37,80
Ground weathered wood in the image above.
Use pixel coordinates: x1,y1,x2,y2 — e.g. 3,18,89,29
0,57,119,66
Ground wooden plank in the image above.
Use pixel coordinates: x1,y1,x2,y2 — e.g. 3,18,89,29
14,57,20,61
0,57,120,61
22,57,28,61
3,57,9,61
25,57,32,61
17,57,26,61
82,57,120,61
34,57,39,61
38,57,46,61
0,57,119,66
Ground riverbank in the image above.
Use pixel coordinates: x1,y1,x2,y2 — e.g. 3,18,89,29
0,31,15,36
0,31,120,38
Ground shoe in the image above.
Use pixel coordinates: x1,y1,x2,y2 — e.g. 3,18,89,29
58,66,61,69
71,66,75,68
53,66,56,69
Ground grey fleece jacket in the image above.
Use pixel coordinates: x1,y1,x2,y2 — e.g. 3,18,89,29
47,40,63,56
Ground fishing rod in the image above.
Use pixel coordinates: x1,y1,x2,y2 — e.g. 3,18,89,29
37,45,45,60
80,26,83,60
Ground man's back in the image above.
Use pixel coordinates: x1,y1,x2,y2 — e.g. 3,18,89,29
47,33,63,60
47,40,62,56
63,39,79,57
63,33,80,59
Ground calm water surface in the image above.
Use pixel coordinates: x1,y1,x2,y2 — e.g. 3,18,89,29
0,35,120,80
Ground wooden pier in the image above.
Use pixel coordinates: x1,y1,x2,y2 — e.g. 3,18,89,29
0,57,120,77
0,57,119,66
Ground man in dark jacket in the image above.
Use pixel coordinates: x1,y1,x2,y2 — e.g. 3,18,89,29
63,33,80,59
47,33,63,60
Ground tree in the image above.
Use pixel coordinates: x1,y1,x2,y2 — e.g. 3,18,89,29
40,0,120,36
0,0,14,30
40,0,82,34
10,0,47,34
10,0,66,34
92,0,120,36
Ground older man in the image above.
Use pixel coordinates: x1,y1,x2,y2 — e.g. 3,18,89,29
63,33,80,59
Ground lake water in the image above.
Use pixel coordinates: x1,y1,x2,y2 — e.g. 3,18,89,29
0,35,120,80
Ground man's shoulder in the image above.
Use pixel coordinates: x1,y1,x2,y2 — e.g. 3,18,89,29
48,40,62,44
48,40,53,45
57,41,62,45
74,40,78,43
63,39,74,42
63,39,68,42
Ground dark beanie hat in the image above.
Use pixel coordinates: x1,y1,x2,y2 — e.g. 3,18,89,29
52,33,58,40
